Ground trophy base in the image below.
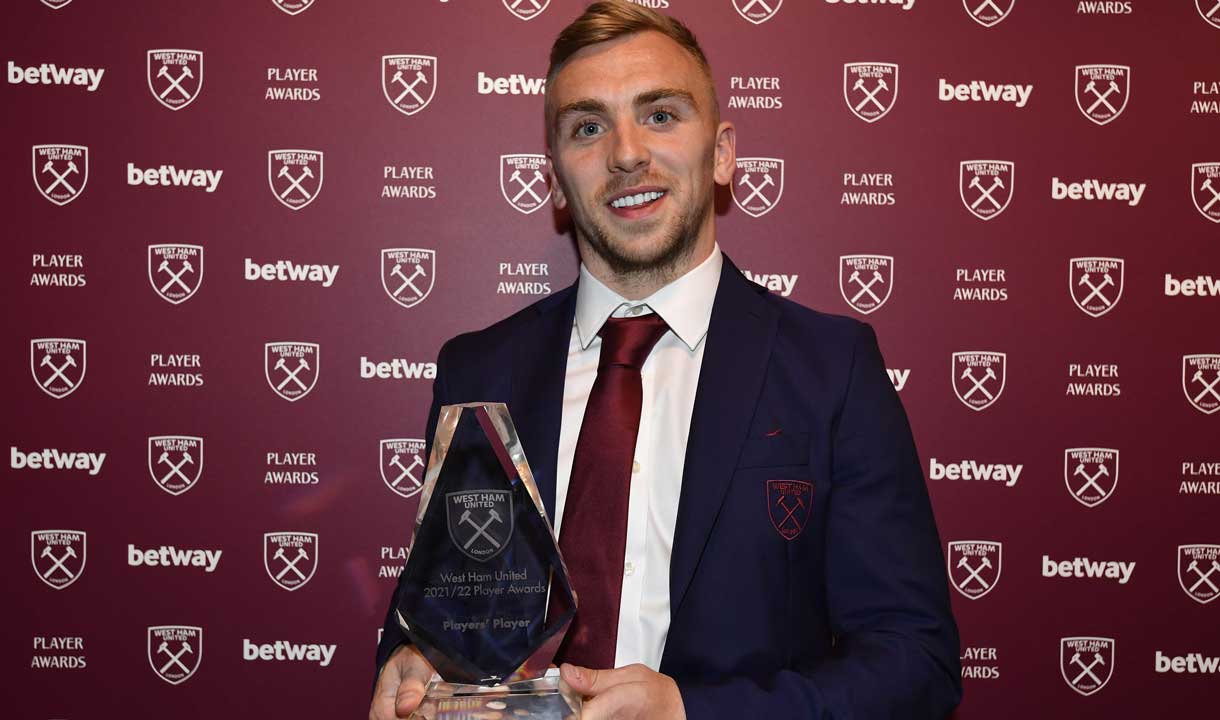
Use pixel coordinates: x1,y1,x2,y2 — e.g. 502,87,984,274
410,671,581,719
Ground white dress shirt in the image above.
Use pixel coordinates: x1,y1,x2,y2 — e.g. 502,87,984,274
552,244,723,671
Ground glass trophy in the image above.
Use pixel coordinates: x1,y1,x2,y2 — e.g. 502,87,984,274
396,403,580,719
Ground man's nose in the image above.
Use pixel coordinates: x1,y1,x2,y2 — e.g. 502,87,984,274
608,121,650,174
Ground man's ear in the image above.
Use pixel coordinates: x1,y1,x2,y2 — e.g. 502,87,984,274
548,157,568,209
712,121,737,186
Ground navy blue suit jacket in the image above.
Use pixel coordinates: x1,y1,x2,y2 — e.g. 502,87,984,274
376,256,962,718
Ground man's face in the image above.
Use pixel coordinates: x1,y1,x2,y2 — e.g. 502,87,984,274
547,31,734,276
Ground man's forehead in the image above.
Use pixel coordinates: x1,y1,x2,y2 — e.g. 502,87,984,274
550,30,706,107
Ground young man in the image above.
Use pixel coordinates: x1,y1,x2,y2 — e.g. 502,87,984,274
371,3,961,718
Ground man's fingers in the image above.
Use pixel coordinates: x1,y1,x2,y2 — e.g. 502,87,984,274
561,663,646,695
369,646,434,720
580,683,644,720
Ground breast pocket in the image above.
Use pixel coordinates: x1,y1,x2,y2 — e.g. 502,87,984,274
737,431,810,469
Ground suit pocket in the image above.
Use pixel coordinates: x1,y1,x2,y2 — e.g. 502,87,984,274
737,431,809,469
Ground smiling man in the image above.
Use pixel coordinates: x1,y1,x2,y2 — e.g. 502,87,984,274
371,3,961,719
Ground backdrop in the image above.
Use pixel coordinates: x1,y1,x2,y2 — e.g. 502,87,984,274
4,0,1219,718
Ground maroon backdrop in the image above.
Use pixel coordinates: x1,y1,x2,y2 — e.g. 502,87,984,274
4,1,1219,718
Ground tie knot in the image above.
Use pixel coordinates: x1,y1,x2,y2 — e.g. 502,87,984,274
597,313,669,371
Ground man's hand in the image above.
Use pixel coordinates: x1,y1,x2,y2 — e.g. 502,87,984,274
369,645,435,720
560,663,686,720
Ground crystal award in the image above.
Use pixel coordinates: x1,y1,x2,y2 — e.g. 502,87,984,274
396,403,580,719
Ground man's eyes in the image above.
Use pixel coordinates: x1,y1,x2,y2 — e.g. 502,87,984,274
569,109,679,139
575,122,602,138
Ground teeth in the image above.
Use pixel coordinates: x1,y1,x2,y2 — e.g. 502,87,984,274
611,190,665,209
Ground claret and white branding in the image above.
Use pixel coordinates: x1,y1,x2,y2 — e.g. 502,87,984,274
264,532,318,591
954,266,1008,302
265,451,320,485
842,171,896,206
1192,163,1220,223
1201,0,1220,29
733,0,783,24
31,635,86,669
1192,80,1220,114
381,439,426,498
128,544,222,573
1042,555,1135,584
149,352,203,388
1177,544,1220,604
825,0,916,10
382,249,435,307
41,0,74,9
960,161,1013,221
1184,354,1220,414
243,638,336,666
1180,460,1220,496
378,544,411,578
947,541,1002,600
8,60,104,91
31,530,86,590
31,252,85,288
148,436,202,495
149,245,203,304
1069,257,1123,317
498,261,551,296
500,154,550,214
477,71,545,96
1165,273,1220,297
887,368,910,391
266,343,320,402
1052,177,1144,206
33,144,88,206
929,458,1023,487
1156,650,1220,674
148,626,201,685
952,352,1006,411
245,257,339,287
1066,362,1121,397
31,338,86,399
1061,637,1115,696
961,646,1000,680
1064,448,1119,507
384,55,437,115
12,446,105,475
147,49,202,110
964,0,1014,27
503,0,550,21
938,78,1032,107
266,66,320,102
727,73,782,110
742,270,798,297
360,356,438,380
267,149,323,210
733,158,784,218
383,164,437,199
844,63,898,123
127,163,222,192
1077,1,1133,15
840,255,893,314
1075,65,1131,125
272,0,314,16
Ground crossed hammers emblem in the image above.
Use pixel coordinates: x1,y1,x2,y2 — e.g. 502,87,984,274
274,357,312,391
959,366,997,401
1191,369,1220,405
738,0,776,15
1069,652,1106,686
41,159,80,195
156,64,194,100
1186,559,1220,594
971,0,1006,18
1072,462,1110,498
774,493,805,531
157,450,196,486
1198,177,1220,213
1083,79,1122,116
277,164,315,200
40,545,79,579
509,169,547,204
273,547,311,581
157,640,195,675
157,259,195,294
1076,272,1116,308
968,175,1006,210
391,262,428,298
847,269,886,305
389,453,424,489
390,68,430,105
851,77,889,112
738,172,775,208
459,509,504,550
955,555,993,590
40,353,79,389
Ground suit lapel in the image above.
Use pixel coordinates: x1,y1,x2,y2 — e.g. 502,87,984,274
669,257,779,616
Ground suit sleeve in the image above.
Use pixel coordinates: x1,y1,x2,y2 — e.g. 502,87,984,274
678,323,962,719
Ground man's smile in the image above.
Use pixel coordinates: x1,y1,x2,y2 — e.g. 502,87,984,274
607,186,669,219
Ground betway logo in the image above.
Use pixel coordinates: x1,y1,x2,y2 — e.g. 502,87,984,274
360,357,437,380
244,258,338,287
477,71,545,96
1156,651,1220,674
1165,274,1220,297
243,638,336,667
127,164,223,193
1042,555,1135,584
127,544,222,573
11,447,105,475
8,61,104,91
1051,177,1145,206
742,270,798,297
887,368,910,391
929,458,1022,487
938,79,1032,108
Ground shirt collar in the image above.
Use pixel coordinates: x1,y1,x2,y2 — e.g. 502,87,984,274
575,243,722,352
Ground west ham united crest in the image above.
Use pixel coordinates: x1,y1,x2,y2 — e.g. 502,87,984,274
31,530,86,590
148,626,202,685
381,248,435,308
33,144,87,206
503,0,550,21
382,55,437,116
264,532,318,591
381,438,426,498
500,154,550,214
272,0,314,16
952,351,1006,411
734,158,784,218
268,149,323,210
839,255,894,315
147,49,202,111
31,338,86,399
843,63,898,123
1075,65,1130,126
1060,637,1114,697
1183,354,1220,415
960,160,1013,221
447,490,513,562
947,541,1001,600
1179,544,1220,604
149,436,203,496
265,342,319,402
1192,163,1220,223
1200,0,1220,29
733,0,783,24
964,0,1015,27
1068,257,1123,318
767,479,812,541
148,244,204,305
1064,448,1119,508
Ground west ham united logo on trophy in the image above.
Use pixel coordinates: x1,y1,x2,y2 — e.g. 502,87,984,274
839,255,894,315
964,0,1015,27
33,144,87,206
148,626,202,685
1060,637,1114,697
31,338,86,399
952,351,1006,411
1192,163,1220,223
148,436,203,496
272,0,314,15
843,63,898,123
947,540,1001,600
268,149,323,210
382,55,437,116
1076,65,1130,126
960,160,1013,221
447,490,514,562
148,244,203,305
1179,544,1220,604
265,342,319,402
733,0,783,24
734,157,784,218
264,532,318,591
381,248,435,308
767,480,812,540
147,49,202,111
1183,354,1220,415
1069,257,1123,318
31,530,85,590
1200,0,1220,29
381,438,426,498
503,0,550,21
500,154,550,214
1064,448,1119,508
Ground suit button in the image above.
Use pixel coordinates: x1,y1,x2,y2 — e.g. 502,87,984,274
624,561,635,576
632,460,641,474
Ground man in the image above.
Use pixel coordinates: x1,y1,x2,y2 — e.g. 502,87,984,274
372,2,961,718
